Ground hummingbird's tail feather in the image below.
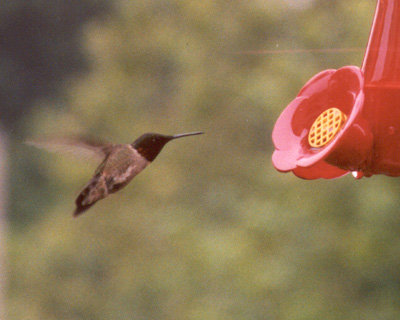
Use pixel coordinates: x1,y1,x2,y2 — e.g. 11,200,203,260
73,200,96,217
73,173,109,217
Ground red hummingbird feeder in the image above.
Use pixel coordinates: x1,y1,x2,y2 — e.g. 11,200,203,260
272,0,400,179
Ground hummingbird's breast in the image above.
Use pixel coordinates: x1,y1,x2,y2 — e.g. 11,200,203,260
100,145,149,190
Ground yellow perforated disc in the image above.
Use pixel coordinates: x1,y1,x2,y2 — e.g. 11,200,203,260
308,108,347,148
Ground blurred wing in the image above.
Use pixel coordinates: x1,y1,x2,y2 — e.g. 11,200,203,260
25,137,114,161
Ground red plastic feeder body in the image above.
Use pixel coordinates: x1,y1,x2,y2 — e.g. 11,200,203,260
272,0,400,179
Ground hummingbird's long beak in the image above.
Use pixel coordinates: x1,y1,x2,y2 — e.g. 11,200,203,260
172,131,204,139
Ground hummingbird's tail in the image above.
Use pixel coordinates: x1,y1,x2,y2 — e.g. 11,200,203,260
74,173,108,217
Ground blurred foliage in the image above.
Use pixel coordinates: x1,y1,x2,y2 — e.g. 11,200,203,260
7,0,400,319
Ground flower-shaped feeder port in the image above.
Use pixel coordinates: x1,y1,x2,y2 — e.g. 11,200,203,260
272,66,373,179
272,0,400,179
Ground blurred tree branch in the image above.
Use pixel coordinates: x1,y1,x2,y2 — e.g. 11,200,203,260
0,0,111,131
0,1,113,318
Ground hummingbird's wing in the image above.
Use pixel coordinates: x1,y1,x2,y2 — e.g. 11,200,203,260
25,136,114,161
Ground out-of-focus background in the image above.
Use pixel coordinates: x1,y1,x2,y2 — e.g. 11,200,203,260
4,0,400,319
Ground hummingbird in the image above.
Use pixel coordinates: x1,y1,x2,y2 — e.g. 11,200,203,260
27,131,204,217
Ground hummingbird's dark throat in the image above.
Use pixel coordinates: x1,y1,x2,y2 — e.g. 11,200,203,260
132,132,204,162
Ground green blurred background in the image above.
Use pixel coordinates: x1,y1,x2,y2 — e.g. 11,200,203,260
4,0,400,319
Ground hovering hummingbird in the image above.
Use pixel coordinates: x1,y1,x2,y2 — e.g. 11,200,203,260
27,131,204,217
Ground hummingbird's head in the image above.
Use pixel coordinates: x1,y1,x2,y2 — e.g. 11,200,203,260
132,131,204,162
